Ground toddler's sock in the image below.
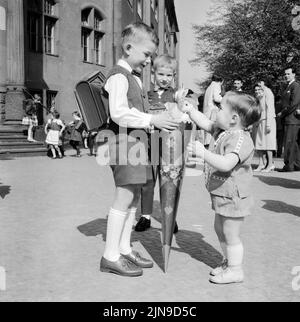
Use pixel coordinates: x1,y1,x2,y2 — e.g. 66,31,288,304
226,243,244,270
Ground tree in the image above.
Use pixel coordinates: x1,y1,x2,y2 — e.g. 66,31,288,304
192,0,300,94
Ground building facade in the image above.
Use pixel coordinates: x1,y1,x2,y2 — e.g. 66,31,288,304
0,0,179,124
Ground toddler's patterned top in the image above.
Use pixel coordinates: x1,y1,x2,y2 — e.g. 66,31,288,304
205,129,254,198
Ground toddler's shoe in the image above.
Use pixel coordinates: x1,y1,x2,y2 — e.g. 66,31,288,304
210,259,228,276
209,267,244,284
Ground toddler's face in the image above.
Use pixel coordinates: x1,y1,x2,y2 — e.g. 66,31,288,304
126,38,157,73
216,98,235,130
155,67,175,89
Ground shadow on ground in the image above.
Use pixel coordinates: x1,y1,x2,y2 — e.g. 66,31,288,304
257,175,300,189
262,200,300,218
77,201,222,271
0,182,11,199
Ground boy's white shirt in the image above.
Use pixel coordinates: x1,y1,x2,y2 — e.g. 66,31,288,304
104,59,152,129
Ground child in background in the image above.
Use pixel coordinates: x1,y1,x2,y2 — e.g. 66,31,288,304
135,54,179,233
182,91,261,284
68,111,87,157
45,110,65,159
99,23,180,277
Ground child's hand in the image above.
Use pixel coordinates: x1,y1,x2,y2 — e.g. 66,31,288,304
151,112,180,131
187,141,205,160
178,98,195,113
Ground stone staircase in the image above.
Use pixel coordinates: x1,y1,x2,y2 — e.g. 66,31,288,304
0,120,48,158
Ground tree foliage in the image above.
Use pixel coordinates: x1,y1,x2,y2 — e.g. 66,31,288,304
192,0,300,94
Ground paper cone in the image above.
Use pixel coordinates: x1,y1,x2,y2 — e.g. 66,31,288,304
159,118,193,272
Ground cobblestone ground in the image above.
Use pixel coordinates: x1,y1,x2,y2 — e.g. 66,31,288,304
0,150,300,302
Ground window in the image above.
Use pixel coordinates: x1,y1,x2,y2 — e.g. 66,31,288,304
27,0,58,55
47,91,58,111
94,32,104,65
44,0,56,16
81,8,105,65
82,29,91,62
137,0,143,18
44,18,56,54
154,0,158,21
28,13,42,52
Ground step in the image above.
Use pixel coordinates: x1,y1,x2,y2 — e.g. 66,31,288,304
0,147,48,158
3,120,23,126
0,135,28,141
0,141,45,148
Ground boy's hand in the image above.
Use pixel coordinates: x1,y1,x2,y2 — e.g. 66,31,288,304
187,141,205,160
151,113,180,131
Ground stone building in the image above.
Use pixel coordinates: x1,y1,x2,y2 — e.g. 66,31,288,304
0,0,179,125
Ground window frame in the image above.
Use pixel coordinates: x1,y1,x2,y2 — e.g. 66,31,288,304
81,7,106,66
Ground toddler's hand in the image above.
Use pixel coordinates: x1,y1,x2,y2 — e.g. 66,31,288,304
178,98,196,113
187,141,205,160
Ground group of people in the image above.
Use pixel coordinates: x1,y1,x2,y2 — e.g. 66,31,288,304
203,70,300,173
44,110,90,159
95,21,264,286
21,22,300,286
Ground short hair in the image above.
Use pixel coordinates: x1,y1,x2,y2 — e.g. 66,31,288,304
223,91,261,128
234,78,243,83
121,22,159,48
52,110,60,119
284,65,297,75
153,54,177,72
212,74,223,82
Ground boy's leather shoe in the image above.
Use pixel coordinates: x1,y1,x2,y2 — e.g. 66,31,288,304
100,256,143,277
135,217,151,232
121,251,153,268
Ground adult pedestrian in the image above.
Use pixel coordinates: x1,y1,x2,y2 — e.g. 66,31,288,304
233,78,243,92
277,66,300,172
253,83,277,172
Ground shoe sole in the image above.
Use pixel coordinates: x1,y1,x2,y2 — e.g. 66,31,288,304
209,278,244,284
100,267,143,277
134,226,151,232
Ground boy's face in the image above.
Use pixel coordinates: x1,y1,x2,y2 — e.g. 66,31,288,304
125,38,157,73
155,66,175,89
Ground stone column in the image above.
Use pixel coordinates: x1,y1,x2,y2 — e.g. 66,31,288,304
0,0,7,123
143,0,151,91
158,0,165,55
5,0,25,121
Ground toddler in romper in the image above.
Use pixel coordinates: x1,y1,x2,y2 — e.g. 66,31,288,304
181,91,261,284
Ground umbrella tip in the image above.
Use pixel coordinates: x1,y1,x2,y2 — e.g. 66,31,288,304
163,245,171,273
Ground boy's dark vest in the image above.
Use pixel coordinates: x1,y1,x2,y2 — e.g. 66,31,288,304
104,65,149,133
103,65,150,167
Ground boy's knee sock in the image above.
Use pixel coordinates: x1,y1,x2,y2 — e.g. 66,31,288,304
226,243,244,269
119,207,137,255
103,208,127,262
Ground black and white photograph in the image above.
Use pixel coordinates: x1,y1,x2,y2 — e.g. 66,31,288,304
0,0,300,305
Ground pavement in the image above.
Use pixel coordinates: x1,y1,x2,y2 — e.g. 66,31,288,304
0,150,300,302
